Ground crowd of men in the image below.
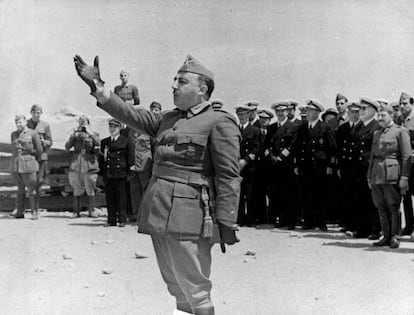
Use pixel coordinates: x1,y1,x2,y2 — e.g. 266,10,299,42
233,92,414,248
8,68,414,248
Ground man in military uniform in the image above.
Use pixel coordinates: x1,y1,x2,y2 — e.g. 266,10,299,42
391,101,402,124
396,92,414,236
245,100,261,128
292,99,336,231
368,105,411,248
287,100,302,126
27,104,53,210
100,119,130,227
346,98,382,239
74,54,240,315
235,105,261,227
265,101,297,229
114,70,140,105
331,93,349,131
11,115,43,219
254,109,274,225
150,101,162,114
127,105,154,223
336,101,361,232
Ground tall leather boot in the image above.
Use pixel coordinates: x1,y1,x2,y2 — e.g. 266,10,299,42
29,194,38,220
193,306,215,315
88,195,97,218
390,211,400,248
72,195,81,217
15,193,26,218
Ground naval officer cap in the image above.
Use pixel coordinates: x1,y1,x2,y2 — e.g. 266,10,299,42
271,101,290,110
245,100,259,110
108,118,122,127
376,99,388,106
360,97,380,111
322,108,338,120
235,104,253,113
379,104,394,115
178,55,214,82
258,109,274,119
287,100,299,109
346,101,361,111
305,99,324,112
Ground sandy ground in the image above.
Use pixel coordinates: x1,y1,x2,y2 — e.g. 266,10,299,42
0,211,413,315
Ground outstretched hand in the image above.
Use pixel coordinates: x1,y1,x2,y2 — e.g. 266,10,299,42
73,55,105,93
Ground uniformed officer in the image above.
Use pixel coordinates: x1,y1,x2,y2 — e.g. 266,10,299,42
74,54,240,315
128,106,154,223
265,101,297,229
65,115,100,218
99,119,130,227
245,100,261,128
331,93,349,130
235,104,261,227
10,115,43,219
254,109,274,224
322,107,338,123
397,92,414,236
287,100,302,126
292,99,336,231
368,105,412,248
27,104,53,210
114,70,140,105
391,101,402,124
346,98,382,239
149,101,162,114
336,101,361,231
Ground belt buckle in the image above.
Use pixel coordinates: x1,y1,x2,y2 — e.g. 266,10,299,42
17,149,22,155
81,149,86,154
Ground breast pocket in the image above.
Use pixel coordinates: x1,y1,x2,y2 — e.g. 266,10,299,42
175,134,208,165
166,182,203,237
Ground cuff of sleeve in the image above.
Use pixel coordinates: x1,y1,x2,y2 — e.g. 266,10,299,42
401,176,409,180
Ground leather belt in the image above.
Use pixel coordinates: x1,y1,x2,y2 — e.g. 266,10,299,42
152,165,211,186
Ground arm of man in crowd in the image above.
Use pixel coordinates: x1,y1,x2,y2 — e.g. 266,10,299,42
366,131,378,189
32,131,44,161
325,124,337,174
133,86,140,105
210,114,241,250
398,128,412,194
42,124,53,149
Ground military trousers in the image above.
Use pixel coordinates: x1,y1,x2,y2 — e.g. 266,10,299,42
371,184,401,239
68,171,97,196
151,234,213,312
269,167,295,227
401,168,414,233
104,178,127,225
12,172,37,215
238,176,255,226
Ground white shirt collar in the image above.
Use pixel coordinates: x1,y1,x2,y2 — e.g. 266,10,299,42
241,122,250,129
308,119,319,128
363,116,376,126
111,134,120,142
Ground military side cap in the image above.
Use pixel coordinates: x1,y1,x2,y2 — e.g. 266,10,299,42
258,109,274,119
30,104,43,113
288,100,299,109
346,101,361,111
360,97,380,111
305,99,324,112
211,99,224,109
108,118,122,127
336,93,348,102
245,100,259,109
379,104,394,114
400,92,413,103
376,99,388,106
178,55,214,81
235,104,253,113
271,101,290,110
15,114,26,121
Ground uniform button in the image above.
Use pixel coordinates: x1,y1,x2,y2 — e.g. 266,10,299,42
350,149,352,152
117,165,120,168
349,157,352,160
342,156,345,158
172,127,177,131
359,157,362,160
360,150,363,153
167,143,173,146
107,165,110,168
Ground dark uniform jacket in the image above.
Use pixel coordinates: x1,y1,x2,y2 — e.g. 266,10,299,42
292,120,337,174
336,121,358,173
240,123,261,177
264,120,297,169
98,93,241,240
27,119,52,161
368,124,412,184
10,128,43,173
353,119,381,175
99,135,130,179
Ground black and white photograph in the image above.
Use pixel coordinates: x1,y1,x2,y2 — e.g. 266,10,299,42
0,0,413,314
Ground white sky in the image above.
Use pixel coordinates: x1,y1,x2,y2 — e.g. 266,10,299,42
0,0,413,142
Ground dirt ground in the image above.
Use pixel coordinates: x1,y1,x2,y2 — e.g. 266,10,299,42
1,211,413,315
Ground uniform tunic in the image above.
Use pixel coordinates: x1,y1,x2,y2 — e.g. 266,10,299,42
368,124,412,239
65,129,100,196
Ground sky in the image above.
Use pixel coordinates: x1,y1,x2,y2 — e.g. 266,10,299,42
0,0,413,144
